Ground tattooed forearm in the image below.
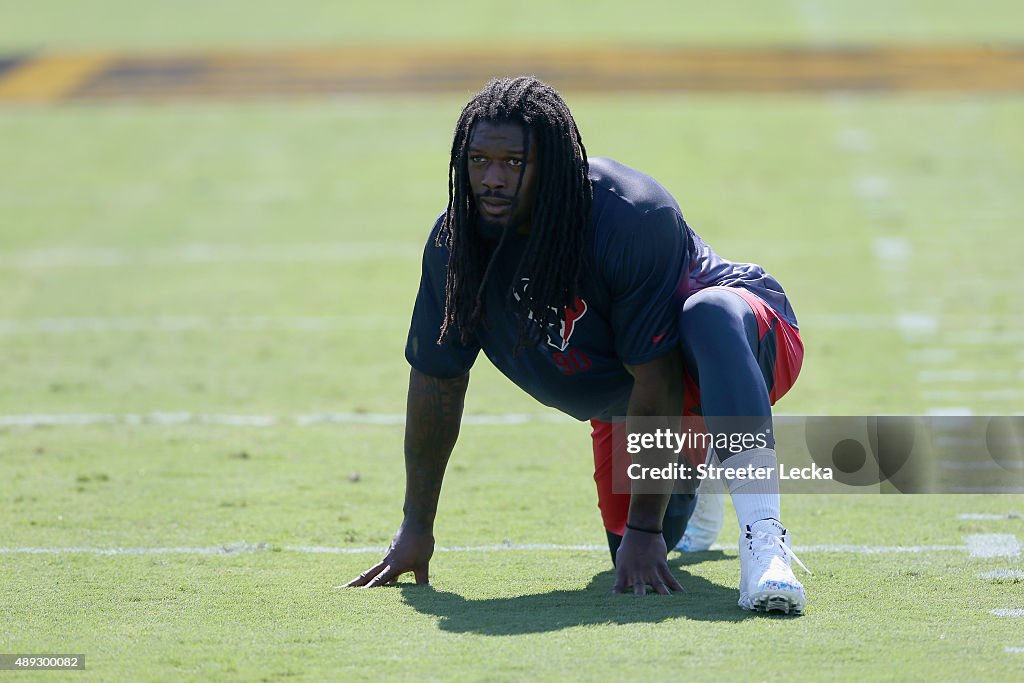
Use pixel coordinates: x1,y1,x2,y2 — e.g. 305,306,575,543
401,368,470,533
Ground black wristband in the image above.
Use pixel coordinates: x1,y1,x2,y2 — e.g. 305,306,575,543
625,522,663,535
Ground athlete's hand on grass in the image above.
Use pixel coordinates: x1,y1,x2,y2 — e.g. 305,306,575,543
343,522,434,588
612,529,684,596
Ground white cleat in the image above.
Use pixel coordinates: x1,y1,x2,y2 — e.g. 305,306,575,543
675,477,724,552
738,518,811,616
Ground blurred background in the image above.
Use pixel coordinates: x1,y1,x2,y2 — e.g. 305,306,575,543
2,1,1022,421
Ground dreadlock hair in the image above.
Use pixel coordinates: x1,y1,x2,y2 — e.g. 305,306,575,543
436,76,592,351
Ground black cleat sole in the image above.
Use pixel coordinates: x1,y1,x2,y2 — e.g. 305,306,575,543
753,593,805,616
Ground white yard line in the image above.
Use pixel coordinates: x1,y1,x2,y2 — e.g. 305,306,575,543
786,314,1019,332
0,542,992,556
980,570,1024,579
918,370,1024,383
292,544,607,554
926,407,975,417
923,389,1024,402
991,609,1024,617
6,410,1021,429
896,313,938,337
0,316,407,334
0,412,572,427
795,544,963,554
959,513,1023,520
0,242,422,268
909,349,959,364
6,314,1019,335
0,543,274,556
965,535,1022,559
0,413,281,427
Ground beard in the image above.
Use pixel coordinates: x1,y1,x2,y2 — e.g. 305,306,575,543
476,214,510,241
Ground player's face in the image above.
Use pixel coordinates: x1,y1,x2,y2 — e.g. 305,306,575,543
466,120,538,239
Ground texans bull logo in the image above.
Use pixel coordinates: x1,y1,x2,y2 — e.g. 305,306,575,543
513,278,588,351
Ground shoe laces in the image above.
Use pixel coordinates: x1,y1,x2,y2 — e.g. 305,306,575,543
748,526,813,577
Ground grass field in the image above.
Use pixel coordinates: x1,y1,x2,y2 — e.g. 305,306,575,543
2,2,1023,681
4,1,1024,49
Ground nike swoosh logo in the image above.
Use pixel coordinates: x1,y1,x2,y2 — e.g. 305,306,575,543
652,332,667,344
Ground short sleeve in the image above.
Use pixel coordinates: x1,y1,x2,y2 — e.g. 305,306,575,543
605,207,689,365
405,217,481,378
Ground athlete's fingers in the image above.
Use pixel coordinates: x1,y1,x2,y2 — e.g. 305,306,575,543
633,577,646,596
612,572,629,594
660,568,685,593
364,563,401,588
414,565,430,585
653,581,672,596
343,561,386,587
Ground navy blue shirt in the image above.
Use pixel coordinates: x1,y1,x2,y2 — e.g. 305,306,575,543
406,157,797,421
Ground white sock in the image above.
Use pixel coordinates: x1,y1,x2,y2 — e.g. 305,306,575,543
696,444,724,495
722,447,781,530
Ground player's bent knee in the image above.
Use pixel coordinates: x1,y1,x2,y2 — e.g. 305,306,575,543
680,288,756,347
681,288,751,325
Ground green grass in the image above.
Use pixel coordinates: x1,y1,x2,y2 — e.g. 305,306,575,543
3,96,1023,415
1,94,1023,680
3,1,1024,50
3,2,1024,680
5,546,1023,681
2,425,1023,680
